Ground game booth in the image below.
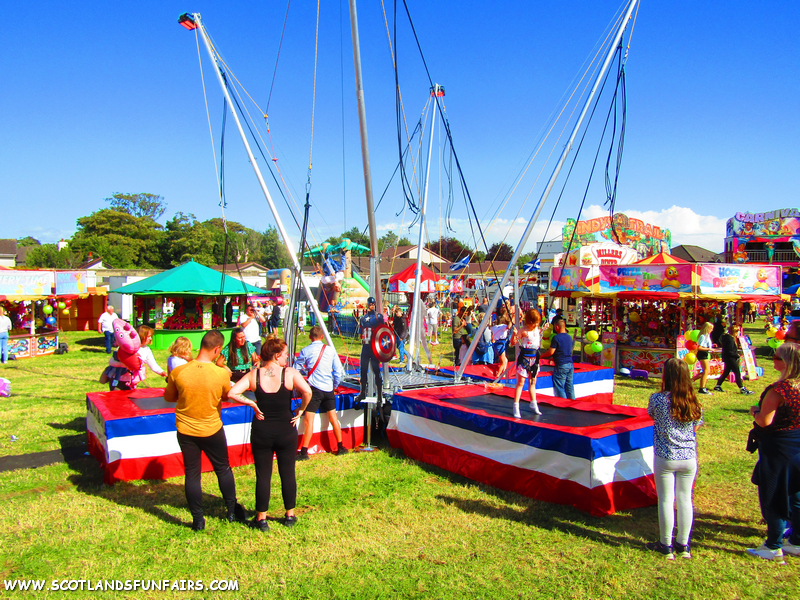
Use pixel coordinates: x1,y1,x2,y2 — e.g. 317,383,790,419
0,269,106,359
86,385,363,485
549,258,780,378
109,260,266,351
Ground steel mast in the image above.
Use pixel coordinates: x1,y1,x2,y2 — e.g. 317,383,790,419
183,13,338,352
455,0,639,381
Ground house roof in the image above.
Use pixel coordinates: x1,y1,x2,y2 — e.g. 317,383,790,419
380,245,449,263
0,239,17,256
212,262,270,273
76,256,112,270
670,245,722,263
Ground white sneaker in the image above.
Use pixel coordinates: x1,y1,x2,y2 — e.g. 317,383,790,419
783,542,800,557
746,545,785,563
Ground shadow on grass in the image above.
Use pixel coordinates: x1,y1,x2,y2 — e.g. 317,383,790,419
52,416,231,529
7,363,99,383
388,446,763,557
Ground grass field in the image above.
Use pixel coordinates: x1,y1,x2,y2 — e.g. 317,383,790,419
0,324,796,599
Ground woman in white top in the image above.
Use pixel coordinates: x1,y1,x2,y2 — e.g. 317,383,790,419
694,322,714,395
167,336,193,375
513,309,543,418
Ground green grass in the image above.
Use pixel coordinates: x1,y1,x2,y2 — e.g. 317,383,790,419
0,324,796,599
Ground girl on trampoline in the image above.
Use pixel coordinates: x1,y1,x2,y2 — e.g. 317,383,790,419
646,357,703,559
513,309,542,418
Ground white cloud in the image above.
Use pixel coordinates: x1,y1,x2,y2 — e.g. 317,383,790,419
368,204,726,255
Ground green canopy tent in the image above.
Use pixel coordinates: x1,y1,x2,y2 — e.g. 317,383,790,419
111,260,266,350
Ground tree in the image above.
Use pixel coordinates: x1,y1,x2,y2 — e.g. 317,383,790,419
398,235,412,246
378,231,398,253
487,242,514,262
17,236,41,247
160,212,217,266
425,236,471,263
261,225,292,269
71,209,163,268
105,192,167,221
201,218,264,264
26,244,81,268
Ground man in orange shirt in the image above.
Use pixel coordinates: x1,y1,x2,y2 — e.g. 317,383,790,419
165,329,246,531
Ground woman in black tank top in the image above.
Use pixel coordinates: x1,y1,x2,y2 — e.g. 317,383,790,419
229,335,312,531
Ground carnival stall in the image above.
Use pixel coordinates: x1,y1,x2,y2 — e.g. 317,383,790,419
0,270,59,359
109,260,265,351
549,259,781,377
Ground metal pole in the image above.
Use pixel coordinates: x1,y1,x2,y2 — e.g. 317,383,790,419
514,266,520,357
408,86,440,369
191,15,338,356
455,0,639,381
347,0,381,315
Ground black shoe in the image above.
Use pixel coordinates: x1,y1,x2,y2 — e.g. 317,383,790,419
250,517,269,532
227,502,247,523
740,387,754,395
645,540,674,559
296,452,310,461
283,515,298,528
191,516,206,531
674,542,692,559
336,446,349,456
698,388,713,395
713,386,723,392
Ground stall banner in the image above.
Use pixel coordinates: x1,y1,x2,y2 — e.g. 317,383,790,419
697,265,779,295
739,335,759,381
598,264,692,293
619,348,675,377
0,270,54,296
726,208,800,238
55,271,88,295
563,213,671,257
549,267,593,292
555,243,639,267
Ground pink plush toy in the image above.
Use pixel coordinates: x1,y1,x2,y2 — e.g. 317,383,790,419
0,377,9,398
113,319,142,375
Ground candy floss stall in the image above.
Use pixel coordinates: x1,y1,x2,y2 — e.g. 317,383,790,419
110,260,266,351
550,261,781,377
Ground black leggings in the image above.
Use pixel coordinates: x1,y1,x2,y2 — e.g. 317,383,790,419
718,357,743,389
251,422,298,512
177,427,237,519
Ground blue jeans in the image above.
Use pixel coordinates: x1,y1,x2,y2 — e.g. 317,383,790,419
104,331,114,353
0,331,8,363
397,339,408,363
762,452,800,549
552,363,575,399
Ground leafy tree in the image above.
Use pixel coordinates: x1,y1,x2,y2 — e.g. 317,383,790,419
26,244,81,268
328,226,370,248
425,236,471,263
398,235,412,246
261,225,292,269
105,192,167,221
160,212,217,266
378,231,399,253
201,218,263,264
71,209,163,268
17,236,41,247
487,241,514,262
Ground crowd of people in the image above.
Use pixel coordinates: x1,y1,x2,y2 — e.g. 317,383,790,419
95,297,799,563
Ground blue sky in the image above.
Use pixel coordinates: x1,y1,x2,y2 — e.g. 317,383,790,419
1,1,798,254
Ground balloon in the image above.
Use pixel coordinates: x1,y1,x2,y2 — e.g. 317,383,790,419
768,338,784,349
767,327,777,339
42,305,53,315
58,302,66,310
62,309,70,316
584,343,595,355
586,331,599,343
683,330,693,340
542,329,552,339
591,341,603,354
685,340,698,352
45,316,56,326
629,312,640,322
35,318,44,327
689,330,700,342
540,339,551,349
775,330,786,340
683,352,698,365
65,299,72,307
